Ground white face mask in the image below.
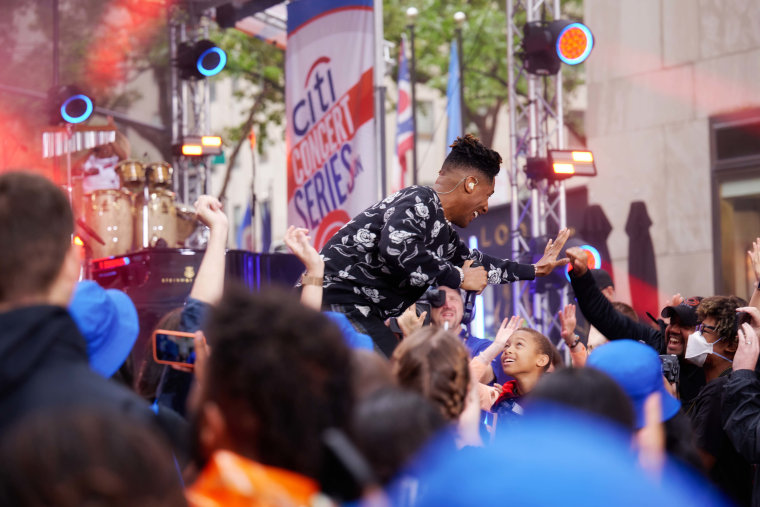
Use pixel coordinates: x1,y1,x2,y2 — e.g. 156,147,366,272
685,331,731,367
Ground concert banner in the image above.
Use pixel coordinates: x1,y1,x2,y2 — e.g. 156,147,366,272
286,0,376,250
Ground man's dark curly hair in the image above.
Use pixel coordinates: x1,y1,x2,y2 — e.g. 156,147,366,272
697,295,747,347
204,285,353,479
441,134,502,183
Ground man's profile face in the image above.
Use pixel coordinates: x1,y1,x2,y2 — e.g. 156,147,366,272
430,286,464,329
452,173,495,228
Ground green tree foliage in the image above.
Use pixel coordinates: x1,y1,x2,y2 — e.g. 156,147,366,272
383,0,585,146
208,28,284,198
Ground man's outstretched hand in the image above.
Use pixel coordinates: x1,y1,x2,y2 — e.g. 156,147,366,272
534,228,570,277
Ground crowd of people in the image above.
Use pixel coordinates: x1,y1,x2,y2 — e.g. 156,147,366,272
2,134,760,506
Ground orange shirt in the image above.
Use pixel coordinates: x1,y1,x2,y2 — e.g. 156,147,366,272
186,450,326,507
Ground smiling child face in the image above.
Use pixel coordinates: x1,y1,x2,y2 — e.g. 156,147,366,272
501,329,549,376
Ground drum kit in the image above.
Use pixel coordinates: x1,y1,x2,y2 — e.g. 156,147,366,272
83,160,205,259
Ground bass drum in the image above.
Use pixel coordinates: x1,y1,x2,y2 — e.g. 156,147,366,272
135,189,178,248
84,189,134,259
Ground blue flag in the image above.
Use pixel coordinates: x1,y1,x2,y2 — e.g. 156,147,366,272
260,200,271,253
236,202,252,250
446,39,462,153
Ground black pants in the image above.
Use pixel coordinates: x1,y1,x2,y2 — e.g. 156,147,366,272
328,304,399,358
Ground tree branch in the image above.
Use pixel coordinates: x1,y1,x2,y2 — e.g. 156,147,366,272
216,95,263,200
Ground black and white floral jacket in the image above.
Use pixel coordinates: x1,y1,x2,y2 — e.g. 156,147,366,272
320,186,535,320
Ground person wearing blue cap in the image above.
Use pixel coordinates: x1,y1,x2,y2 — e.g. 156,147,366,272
69,280,139,378
586,340,702,473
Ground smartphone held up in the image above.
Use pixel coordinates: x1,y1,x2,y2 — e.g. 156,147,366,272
153,329,197,369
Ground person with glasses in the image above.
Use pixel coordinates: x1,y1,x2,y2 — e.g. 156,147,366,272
685,295,752,505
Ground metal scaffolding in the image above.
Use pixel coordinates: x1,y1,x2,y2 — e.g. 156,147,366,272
506,0,568,338
169,5,213,205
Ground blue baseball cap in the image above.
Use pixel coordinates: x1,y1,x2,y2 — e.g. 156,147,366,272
69,281,139,378
408,403,729,507
587,339,680,429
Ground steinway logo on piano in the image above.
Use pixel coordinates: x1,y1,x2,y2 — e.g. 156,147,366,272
161,266,196,284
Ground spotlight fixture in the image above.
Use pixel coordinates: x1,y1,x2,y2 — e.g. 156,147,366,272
522,20,594,75
177,39,227,80
174,135,223,157
525,150,597,181
47,85,94,125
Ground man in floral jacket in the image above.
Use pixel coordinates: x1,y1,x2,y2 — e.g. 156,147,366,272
319,134,569,356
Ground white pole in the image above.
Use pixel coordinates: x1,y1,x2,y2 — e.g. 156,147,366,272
373,0,387,199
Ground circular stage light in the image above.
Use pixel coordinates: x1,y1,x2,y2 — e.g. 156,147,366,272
60,94,94,124
565,244,602,282
197,46,227,77
556,22,593,65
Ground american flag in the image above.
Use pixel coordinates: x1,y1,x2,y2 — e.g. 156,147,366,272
392,36,413,193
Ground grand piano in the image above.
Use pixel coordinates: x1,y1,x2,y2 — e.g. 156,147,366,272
90,249,305,368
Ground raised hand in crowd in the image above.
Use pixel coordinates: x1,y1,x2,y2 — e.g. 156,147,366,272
748,238,760,310
749,238,760,283
194,195,228,231
188,195,228,306
733,322,760,372
461,259,488,293
666,293,684,308
559,303,588,367
284,226,324,311
565,245,589,276
472,315,522,384
397,303,427,338
559,303,578,346
534,228,571,276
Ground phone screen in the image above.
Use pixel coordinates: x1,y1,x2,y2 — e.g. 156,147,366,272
154,330,196,367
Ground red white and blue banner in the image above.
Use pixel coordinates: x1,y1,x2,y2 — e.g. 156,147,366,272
392,35,413,193
286,0,376,250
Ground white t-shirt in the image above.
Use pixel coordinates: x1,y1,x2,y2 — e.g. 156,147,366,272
82,154,121,194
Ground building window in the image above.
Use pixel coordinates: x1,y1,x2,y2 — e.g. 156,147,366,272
710,110,760,298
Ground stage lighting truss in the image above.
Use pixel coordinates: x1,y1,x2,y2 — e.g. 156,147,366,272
522,19,594,75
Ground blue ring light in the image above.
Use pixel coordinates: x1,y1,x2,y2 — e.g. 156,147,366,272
556,22,594,66
60,94,93,124
565,244,602,282
197,47,227,77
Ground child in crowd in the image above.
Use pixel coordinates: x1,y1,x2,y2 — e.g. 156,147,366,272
490,328,553,434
